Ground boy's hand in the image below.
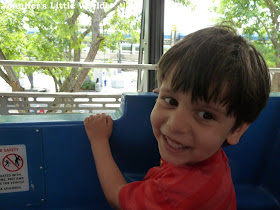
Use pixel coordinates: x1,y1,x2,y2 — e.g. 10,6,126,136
152,88,159,93
84,114,113,145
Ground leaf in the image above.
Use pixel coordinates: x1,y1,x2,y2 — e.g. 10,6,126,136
213,0,280,67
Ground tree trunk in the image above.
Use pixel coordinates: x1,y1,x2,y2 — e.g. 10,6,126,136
275,47,280,68
27,74,34,89
59,46,81,92
271,73,280,92
59,0,124,93
0,48,24,91
70,2,104,92
271,40,280,92
47,68,61,92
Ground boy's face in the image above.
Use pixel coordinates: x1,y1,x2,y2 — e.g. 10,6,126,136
150,74,249,166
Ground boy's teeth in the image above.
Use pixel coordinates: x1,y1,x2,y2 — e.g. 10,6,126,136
165,136,187,149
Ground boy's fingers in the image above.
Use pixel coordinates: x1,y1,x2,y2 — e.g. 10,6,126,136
89,114,95,119
106,115,113,127
84,114,112,126
152,88,159,93
84,116,90,123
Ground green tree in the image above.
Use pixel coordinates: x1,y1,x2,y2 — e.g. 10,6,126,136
0,0,193,93
0,5,26,91
0,0,137,92
214,0,279,67
214,0,280,91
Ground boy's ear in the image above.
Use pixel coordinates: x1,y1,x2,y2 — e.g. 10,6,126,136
227,123,250,145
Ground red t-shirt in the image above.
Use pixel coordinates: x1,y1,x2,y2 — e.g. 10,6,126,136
119,149,236,210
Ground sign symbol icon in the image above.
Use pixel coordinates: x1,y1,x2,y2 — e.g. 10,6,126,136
2,154,24,172
0,145,29,194
4,159,10,167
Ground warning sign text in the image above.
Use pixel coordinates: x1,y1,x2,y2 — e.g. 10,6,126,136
0,145,29,193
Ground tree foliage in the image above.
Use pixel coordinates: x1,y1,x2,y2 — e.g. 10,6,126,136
171,0,191,7
0,0,139,92
213,0,280,68
0,3,27,91
0,0,194,92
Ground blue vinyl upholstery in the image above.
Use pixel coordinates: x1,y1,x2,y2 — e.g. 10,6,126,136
0,92,279,209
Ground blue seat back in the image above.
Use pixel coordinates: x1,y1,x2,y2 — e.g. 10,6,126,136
0,93,279,209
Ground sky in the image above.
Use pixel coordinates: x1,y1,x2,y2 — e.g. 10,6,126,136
164,0,217,35
24,0,218,36
124,0,218,35
108,0,217,35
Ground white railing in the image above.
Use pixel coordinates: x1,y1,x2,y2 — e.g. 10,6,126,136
0,92,122,115
0,60,279,115
270,68,280,72
0,61,157,115
0,60,157,70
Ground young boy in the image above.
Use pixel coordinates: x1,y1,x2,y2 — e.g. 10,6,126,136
84,25,270,209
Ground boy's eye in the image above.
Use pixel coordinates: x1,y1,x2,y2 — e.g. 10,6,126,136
198,111,214,120
165,97,178,106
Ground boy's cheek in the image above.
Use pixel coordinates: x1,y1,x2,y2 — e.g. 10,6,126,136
150,109,155,125
150,107,163,129
150,105,159,122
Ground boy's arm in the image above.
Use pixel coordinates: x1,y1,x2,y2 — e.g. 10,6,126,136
84,114,127,209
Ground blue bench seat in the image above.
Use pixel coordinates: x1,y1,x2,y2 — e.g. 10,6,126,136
0,93,279,209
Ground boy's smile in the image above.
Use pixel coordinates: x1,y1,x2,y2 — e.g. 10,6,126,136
150,75,248,166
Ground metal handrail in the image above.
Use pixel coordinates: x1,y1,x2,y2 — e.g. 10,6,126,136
0,92,122,115
1,60,278,72
0,60,279,115
0,60,158,70
269,68,280,72
0,91,121,97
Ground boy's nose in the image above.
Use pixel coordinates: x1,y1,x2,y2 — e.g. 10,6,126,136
166,110,192,134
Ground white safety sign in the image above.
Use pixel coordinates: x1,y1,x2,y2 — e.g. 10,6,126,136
0,145,29,193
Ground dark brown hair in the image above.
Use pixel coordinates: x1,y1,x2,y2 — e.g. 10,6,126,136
157,24,271,131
